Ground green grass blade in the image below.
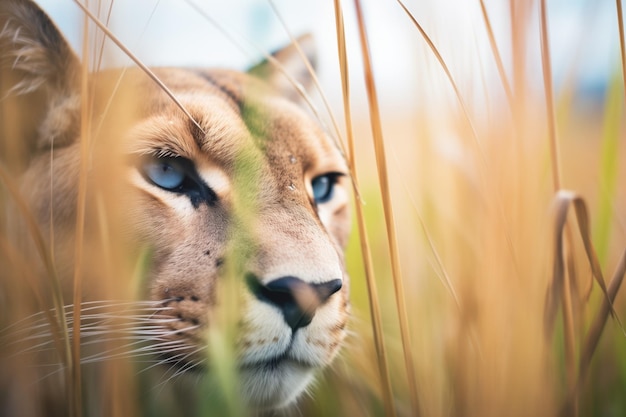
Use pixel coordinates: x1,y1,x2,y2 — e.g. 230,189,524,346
594,72,623,265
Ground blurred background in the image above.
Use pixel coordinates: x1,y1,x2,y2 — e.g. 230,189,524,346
30,0,626,416
36,0,617,110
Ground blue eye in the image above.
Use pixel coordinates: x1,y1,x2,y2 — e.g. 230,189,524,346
139,155,218,208
311,174,339,204
143,157,185,190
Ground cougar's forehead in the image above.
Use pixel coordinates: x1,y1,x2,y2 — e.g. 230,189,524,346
125,67,344,197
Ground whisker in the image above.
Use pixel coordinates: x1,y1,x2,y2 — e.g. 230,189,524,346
2,299,200,372
81,340,192,365
1,300,171,331
152,346,207,391
1,300,173,332
6,339,59,358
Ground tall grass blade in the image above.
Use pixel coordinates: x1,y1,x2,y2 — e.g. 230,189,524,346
546,190,626,414
91,1,161,145
267,0,350,166
539,0,561,191
352,0,420,415
616,0,626,106
182,0,345,161
69,9,93,416
539,2,580,403
400,178,460,307
571,194,620,323
71,0,205,136
93,0,115,73
479,0,514,112
332,1,396,415
0,165,72,381
579,249,626,383
395,0,481,162
397,0,522,280
0,236,69,365
546,191,624,336
560,249,626,417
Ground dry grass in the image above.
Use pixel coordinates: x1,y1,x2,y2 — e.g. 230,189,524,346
330,1,626,416
1,0,626,416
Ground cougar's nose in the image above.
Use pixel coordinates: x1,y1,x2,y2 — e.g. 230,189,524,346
246,274,342,331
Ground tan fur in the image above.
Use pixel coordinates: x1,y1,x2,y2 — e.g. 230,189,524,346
0,0,350,414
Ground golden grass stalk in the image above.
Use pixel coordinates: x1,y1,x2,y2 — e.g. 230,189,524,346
397,1,522,279
616,0,626,106
352,1,420,415
183,0,349,166
559,250,626,417
578,249,626,383
332,1,396,416
538,1,580,403
547,191,625,415
92,1,114,73
68,8,93,416
0,168,62,315
0,165,73,392
0,234,69,368
402,182,459,307
267,0,351,168
479,0,514,112
551,192,622,326
395,0,480,161
539,0,561,191
0,237,41,303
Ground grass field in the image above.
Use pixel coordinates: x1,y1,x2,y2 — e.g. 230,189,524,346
308,1,626,416
1,0,626,416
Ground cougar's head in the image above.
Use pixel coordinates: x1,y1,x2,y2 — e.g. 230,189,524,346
0,0,351,410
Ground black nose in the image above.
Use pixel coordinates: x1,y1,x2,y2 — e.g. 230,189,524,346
245,274,342,331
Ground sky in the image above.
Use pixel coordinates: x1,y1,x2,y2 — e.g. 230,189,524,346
35,0,620,112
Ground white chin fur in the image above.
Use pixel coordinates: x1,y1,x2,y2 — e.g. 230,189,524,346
240,360,314,409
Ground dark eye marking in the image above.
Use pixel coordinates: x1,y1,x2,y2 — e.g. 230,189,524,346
311,173,344,205
139,155,217,208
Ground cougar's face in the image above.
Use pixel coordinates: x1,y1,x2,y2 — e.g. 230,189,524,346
0,0,351,410
121,68,351,408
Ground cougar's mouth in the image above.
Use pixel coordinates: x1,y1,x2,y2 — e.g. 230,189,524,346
238,355,315,409
239,349,315,372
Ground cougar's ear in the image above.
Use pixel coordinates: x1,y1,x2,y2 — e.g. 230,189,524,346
248,34,317,102
0,0,81,171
